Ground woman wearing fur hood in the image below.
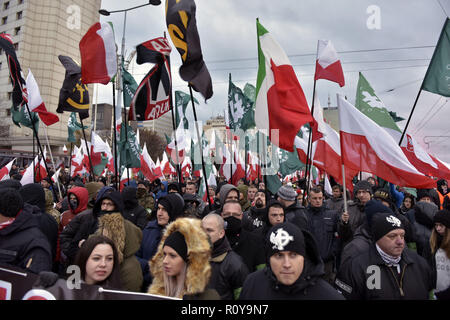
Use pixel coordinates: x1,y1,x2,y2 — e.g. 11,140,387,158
148,217,220,300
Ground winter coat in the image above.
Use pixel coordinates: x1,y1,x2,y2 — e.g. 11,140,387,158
337,200,366,248
242,206,266,231
335,244,433,300
135,219,164,290
325,197,344,212
304,205,340,263
121,186,148,229
44,188,60,225
407,201,438,264
239,229,344,300
230,228,266,273
137,193,155,212
284,201,309,231
148,217,220,300
155,181,168,200
19,183,58,262
208,236,249,300
60,187,89,231
0,203,52,274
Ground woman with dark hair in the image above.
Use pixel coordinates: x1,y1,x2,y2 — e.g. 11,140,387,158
430,210,450,300
74,235,121,289
399,193,415,215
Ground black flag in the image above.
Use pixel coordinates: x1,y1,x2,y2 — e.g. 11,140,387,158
128,37,172,121
165,0,213,101
57,55,90,120
0,33,27,108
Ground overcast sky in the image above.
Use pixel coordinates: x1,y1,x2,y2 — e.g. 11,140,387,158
97,0,450,162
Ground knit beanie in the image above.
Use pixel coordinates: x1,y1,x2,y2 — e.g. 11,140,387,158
277,185,297,202
416,189,431,201
266,222,305,259
364,199,394,228
0,188,24,218
371,212,405,242
354,180,373,194
164,231,188,261
433,209,450,228
158,193,185,222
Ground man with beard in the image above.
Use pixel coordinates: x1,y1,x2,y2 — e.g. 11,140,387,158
242,189,267,231
221,200,265,272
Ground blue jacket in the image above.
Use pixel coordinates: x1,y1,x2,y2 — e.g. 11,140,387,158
155,181,168,200
135,219,164,290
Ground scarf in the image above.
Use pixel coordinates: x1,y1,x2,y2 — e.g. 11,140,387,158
376,244,401,273
95,212,126,263
0,218,15,231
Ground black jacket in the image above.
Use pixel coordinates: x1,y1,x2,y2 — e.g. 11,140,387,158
284,202,309,231
337,200,366,248
0,203,52,274
121,186,148,230
336,244,433,300
326,197,344,212
239,229,344,300
208,236,249,300
242,206,266,231
305,205,341,263
229,228,265,273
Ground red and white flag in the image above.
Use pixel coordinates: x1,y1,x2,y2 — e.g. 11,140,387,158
80,22,117,85
34,158,48,183
21,155,38,186
255,20,313,152
140,144,157,182
337,94,435,189
63,144,68,154
0,158,16,181
26,69,59,126
51,167,61,184
314,40,345,87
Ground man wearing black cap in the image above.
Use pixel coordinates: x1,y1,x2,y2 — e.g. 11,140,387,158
0,188,52,274
240,222,344,300
335,212,433,299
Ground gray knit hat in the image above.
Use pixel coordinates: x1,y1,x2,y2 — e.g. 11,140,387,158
277,185,297,202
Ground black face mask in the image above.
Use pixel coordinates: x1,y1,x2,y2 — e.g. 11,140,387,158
69,199,78,210
224,216,242,238
98,209,116,217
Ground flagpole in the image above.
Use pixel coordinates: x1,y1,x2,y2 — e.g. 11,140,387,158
32,130,36,183
78,115,95,181
68,142,73,180
23,103,58,200
189,84,212,210
303,79,317,206
112,81,119,191
43,125,62,199
244,136,248,184
398,88,423,146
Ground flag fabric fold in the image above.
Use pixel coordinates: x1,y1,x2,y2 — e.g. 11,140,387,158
255,20,313,152
314,39,345,87
0,159,16,181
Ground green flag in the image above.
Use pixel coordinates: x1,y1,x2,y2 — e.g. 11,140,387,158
11,104,39,132
422,18,450,97
355,72,402,136
122,64,138,109
279,147,303,177
228,74,256,131
266,174,282,195
67,112,86,143
119,124,141,168
175,91,197,130
93,153,108,176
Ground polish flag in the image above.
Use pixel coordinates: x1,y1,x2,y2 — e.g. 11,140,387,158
141,144,157,182
0,158,16,181
51,167,61,184
21,155,38,186
120,168,132,191
314,40,345,87
255,20,313,152
34,157,48,183
26,70,59,126
80,22,117,85
337,94,435,189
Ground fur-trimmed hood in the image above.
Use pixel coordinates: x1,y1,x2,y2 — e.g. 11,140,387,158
148,217,212,297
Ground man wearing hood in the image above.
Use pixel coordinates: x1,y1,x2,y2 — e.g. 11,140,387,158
202,213,249,300
136,193,185,291
237,184,251,212
0,187,52,274
60,186,89,231
137,180,155,219
121,186,148,230
221,200,265,273
19,183,58,263
239,222,345,300
437,179,449,210
406,189,438,264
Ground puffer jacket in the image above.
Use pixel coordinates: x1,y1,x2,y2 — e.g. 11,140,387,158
336,244,433,300
239,229,344,300
148,217,220,300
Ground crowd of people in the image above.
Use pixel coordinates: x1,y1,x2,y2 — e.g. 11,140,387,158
0,166,449,300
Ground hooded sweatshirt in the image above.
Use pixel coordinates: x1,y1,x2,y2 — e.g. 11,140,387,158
60,187,89,230
121,186,148,229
